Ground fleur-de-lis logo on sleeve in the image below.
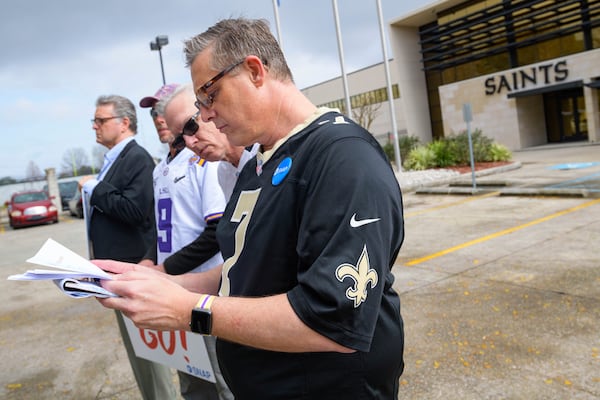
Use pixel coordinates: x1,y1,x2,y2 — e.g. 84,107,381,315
335,245,378,308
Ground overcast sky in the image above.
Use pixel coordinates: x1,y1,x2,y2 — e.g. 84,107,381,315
0,0,434,179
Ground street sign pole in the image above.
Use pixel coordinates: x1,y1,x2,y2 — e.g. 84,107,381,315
462,103,477,190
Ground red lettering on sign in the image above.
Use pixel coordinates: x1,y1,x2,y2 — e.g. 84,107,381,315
140,329,158,349
139,329,189,357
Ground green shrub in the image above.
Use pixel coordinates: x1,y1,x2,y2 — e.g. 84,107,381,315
383,135,421,165
399,136,421,162
403,146,436,170
487,143,512,162
382,142,395,163
399,129,513,171
449,129,493,163
427,139,457,168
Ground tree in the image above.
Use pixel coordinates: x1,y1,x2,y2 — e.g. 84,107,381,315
25,161,44,181
352,102,382,132
60,147,90,177
90,144,106,174
0,176,17,186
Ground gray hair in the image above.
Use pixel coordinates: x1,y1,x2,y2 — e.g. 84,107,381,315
183,18,293,82
157,84,194,115
95,95,138,134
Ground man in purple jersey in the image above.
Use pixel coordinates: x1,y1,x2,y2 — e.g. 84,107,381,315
97,17,404,400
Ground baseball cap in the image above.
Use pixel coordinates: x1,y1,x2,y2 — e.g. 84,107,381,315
139,83,179,108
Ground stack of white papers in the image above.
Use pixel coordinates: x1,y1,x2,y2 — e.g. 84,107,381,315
8,238,117,298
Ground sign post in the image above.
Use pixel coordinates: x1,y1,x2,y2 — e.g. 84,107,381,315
462,103,477,190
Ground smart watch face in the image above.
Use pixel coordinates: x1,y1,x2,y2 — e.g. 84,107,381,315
191,308,212,335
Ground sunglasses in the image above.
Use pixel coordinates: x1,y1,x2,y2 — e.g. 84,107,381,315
150,108,159,118
180,112,200,137
195,59,244,109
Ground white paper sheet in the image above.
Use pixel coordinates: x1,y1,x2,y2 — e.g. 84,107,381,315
7,238,116,298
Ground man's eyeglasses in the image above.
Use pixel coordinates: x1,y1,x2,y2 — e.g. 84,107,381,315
91,116,122,125
172,113,199,150
150,108,159,118
180,112,200,137
195,59,245,109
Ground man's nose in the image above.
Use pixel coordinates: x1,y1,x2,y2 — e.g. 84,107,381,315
199,106,215,122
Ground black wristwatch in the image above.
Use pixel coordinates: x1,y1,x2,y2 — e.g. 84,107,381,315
190,295,214,335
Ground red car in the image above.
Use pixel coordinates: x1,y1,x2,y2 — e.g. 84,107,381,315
6,190,59,228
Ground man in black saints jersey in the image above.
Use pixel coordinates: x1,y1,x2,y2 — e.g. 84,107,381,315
98,17,405,400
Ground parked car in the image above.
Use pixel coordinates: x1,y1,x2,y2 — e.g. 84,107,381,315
44,180,79,211
68,190,84,219
58,181,79,211
5,190,59,228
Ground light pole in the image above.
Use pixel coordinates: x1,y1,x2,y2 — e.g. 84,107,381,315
150,35,169,85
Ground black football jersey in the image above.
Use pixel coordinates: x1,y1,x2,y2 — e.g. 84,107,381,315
216,110,404,399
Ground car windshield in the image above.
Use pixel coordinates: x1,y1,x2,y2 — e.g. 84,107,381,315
14,192,48,203
59,181,79,196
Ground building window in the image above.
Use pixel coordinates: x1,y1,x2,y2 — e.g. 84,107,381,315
420,0,600,139
420,0,599,74
319,85,399,113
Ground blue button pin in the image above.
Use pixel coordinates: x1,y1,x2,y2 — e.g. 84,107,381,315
272,157,292,186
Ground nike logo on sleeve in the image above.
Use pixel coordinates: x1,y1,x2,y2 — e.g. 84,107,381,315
350,213,381,228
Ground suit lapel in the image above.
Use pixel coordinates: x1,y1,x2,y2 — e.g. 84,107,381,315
102,140,136,182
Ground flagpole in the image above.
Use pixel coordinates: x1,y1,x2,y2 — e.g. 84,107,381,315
376,0,402,172
272,0,283,50
332,0,352,118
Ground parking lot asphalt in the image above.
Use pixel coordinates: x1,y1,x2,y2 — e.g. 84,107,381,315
393,142,600,399
1,142,599,399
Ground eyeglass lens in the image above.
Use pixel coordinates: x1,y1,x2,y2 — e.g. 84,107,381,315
195,60,244,109
91,116,120,125
182,116,199,136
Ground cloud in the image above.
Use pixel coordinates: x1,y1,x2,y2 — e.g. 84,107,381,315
0,0,433,178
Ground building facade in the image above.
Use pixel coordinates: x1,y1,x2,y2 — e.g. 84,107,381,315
390,0,600,149
301,61,404,144
302,0,600,151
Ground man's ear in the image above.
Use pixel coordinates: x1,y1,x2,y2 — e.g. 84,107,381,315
119,116,131,133
122,116,131,128
245,55,266,87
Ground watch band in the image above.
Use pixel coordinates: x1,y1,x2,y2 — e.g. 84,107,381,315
195,294,215,310
190,294,215,335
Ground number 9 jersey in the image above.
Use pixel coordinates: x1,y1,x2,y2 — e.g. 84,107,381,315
153,147,226,272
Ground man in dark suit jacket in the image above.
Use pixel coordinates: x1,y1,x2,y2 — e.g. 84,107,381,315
80,94,177,400
86,141,155,262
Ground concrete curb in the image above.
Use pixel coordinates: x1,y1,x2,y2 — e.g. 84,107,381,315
414,160,600,198
401,162,522,194
416,186,595,197
498,187,598,198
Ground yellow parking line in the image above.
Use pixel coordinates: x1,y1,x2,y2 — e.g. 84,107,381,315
405,191,500,218
405,198,600,266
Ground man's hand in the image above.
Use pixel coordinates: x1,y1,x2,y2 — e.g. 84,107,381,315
97,268,199,332
148,263,166,273
137,259,155,268
78,175,94,189
92,259,145,275
136,259,166,273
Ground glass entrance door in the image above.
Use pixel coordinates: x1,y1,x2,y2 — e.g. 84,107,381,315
557,90,588,142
